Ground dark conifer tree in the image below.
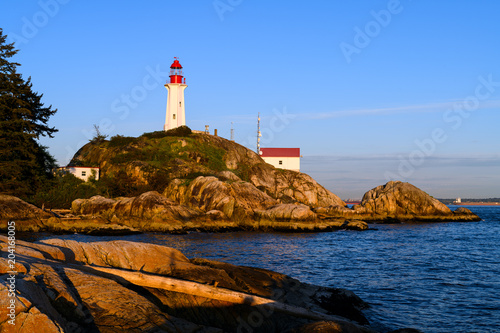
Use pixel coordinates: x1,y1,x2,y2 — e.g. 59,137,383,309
0,28,57,197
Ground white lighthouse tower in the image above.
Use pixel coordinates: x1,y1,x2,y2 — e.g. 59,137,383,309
164,57,187,131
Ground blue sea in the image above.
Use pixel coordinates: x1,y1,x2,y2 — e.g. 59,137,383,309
36,205,500,333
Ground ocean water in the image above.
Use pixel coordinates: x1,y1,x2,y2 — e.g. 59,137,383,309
36,205,500,333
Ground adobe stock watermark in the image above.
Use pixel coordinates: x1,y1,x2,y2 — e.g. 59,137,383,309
385,74,500,181
339,0,404,64
242,107,297,149
65,64,169,162
5,221,18,326
213,0,243,21
7,0,71,46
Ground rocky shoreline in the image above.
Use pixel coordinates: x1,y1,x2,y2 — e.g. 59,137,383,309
0,180,481,236
0,235,423,332
32,132,476,235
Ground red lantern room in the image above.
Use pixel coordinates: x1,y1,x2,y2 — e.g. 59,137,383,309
169,57,184,84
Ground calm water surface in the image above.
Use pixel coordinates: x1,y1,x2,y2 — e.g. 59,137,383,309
37,206,500,333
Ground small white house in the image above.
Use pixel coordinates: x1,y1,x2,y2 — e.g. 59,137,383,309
259,148,301,172
58,166,100,182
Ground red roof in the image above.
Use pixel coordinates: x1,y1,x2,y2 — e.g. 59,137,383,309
170,59,182,68
259,148,300,158
59,166,100,169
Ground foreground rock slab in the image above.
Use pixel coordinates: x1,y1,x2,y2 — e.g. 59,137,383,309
0,235,424,332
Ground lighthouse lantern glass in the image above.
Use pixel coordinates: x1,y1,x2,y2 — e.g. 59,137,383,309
170,67,183,76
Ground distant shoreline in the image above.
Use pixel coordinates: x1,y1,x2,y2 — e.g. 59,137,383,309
453,202,500,206
345,200,500,207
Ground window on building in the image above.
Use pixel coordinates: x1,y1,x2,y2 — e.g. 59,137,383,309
81,171,86,176
179,101,182,107
173,114,176,119
279,160,283,165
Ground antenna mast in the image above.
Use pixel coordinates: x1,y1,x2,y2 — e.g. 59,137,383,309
230,122,234,141
256,113,261,153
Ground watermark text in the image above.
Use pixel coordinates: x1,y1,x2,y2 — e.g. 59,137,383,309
5,221,17,326
385,74,500,180
340,0,404,64
213,0,243,21
7,0,71,45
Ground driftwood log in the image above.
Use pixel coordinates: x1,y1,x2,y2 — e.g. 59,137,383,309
78,264,372,331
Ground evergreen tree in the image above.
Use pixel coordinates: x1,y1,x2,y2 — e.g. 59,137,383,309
0,28,57,197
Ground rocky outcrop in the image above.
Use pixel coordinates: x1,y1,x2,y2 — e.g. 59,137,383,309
316,181,481,222
0,235,382,333
354,181,451,216
113,191,203,221
216,170,242,182
0,194,53,222
0,195,64,234
71,195,116,215
256,203,317,221
71,191,203,221
453,207,475,215
164,175,277,218
249,163,346,208
69,191,211,232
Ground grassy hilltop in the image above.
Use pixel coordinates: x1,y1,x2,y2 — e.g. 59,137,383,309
70,127,245,197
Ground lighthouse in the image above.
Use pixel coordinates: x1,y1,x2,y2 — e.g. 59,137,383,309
164,57,187,131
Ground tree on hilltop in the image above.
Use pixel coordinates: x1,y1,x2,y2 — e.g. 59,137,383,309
0,28,58,197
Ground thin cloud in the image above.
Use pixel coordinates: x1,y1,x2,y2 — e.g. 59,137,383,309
299,99,500,120
304,153,500,163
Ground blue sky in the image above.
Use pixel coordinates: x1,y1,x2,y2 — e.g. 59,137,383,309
1,0,499,198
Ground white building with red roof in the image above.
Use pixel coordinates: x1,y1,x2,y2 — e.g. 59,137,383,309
259,148,301,172
57,166,100,182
